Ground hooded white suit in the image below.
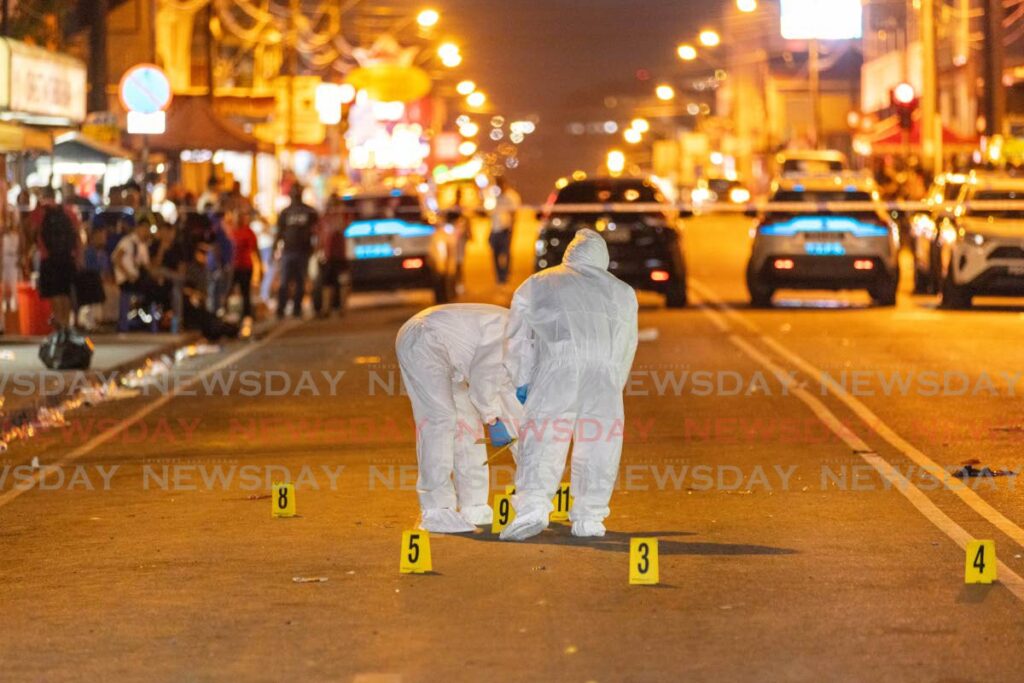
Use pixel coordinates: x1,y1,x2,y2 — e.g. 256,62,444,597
501,229,638,540
396,303,523,532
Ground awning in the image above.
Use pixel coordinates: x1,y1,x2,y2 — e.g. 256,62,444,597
0,121,52,153
862,115,977,151
53,133,132,163
141,96,270,154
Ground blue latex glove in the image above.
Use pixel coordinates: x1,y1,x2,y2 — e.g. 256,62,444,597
487,419,513,447
515,385,529,405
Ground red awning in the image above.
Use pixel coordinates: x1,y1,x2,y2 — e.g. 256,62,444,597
865,115,976,149
139,96,271,154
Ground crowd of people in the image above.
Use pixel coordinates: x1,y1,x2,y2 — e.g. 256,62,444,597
3,177,352,341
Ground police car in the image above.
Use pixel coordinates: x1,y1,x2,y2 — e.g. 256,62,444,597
936,173,1024,309
745,173,900,307
341,191,464,303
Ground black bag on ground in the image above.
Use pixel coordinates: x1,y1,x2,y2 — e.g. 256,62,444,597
38,329,94,370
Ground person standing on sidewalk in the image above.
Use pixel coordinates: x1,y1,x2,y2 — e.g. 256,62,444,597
36,191,82,333
274,183,318,319
227,210,259,321
313,199,349,318
488,176,520,285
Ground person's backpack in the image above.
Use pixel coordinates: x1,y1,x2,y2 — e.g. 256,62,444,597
39,328,93,370
41,206,76,260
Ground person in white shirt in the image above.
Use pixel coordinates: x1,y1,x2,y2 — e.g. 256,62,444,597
488,177,520,285
111,218,153,332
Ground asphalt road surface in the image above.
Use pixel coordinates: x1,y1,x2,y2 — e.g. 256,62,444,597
3,214,1024,682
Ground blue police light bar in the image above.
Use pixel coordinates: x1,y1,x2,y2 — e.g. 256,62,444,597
345,219,436,238
760,216,890,238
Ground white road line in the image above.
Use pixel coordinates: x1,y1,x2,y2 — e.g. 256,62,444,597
0,320,303,510
694,295,1024,601
690,277,1024,551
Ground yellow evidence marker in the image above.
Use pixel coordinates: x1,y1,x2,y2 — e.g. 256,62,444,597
965,540,997,584
505,485,516,495
491,493,516,533
630,538,660,585
400,530,433,574
550,481,573,521
271,482,296,518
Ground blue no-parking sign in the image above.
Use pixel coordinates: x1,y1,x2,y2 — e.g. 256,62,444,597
118,64,172,115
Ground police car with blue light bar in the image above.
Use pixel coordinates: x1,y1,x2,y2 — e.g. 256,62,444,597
340,191,465,303
745,173,900,307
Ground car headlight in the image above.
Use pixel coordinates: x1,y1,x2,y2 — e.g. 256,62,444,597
729,187,751,204
910,213,936,240
962,231,987,247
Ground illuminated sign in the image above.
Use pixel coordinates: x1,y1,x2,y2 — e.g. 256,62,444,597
0,38,87,123
780,0,863,41
119,64,172,115
127,111,166,135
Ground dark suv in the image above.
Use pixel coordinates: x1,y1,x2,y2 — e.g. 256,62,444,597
534,177,689,307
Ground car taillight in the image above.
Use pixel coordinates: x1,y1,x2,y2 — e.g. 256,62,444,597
402,258,424,269
650,270,670,282
853,259,874,270
773,259,795,270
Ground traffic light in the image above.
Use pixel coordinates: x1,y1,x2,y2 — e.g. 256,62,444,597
890,82,918,131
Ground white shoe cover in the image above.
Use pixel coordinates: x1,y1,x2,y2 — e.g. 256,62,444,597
499,509,549,541
420,508,477,534
460,504,493,525
571,520,606,538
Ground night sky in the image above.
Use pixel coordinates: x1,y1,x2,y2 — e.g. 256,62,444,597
431,0,722,201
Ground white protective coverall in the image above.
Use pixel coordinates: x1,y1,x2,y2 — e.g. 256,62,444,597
396,303,523,532
502,228,638,540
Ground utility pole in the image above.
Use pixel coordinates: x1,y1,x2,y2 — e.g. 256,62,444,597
87,0,109,113
920,0,939,175
982,0,1005,137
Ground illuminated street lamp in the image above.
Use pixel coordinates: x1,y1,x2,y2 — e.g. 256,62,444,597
456,80,476,95
417,8,440,28
438,42,462,67
655,84,675,101
458,140,478,156
631,117,650,133
736,0,757,12
676,44,697,61
698,29,721,47
607,149,626,176
459,121,480,137
624,128,642,144
466,91,487,108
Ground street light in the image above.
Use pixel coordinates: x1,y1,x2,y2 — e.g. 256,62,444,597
698,29,721,47
655,84,675,101
624,128,642,144
459,121,479,137
466,91,486,108
456,80,476,96
631,117,650,133
676,44,697,61
458,140,478,156
417,8,440,28
736,0,757,12
607,149,626,176
438,42,462,67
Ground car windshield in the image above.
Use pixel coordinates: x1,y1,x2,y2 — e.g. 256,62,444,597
967,190,1024,219
767,190,877,220
344,195,427,223
782,159,843,174
555,181,661,205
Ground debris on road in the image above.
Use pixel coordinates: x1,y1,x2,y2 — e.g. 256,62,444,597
291,576,329,584
952,459,1016,478
638,328,659,342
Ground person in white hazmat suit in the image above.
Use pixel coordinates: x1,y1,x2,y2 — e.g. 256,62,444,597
500,228,638,541
396,303,524,533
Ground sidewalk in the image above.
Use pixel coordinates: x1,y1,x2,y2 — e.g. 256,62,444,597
0,332,200,415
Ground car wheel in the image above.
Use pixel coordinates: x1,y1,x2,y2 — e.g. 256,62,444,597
747,277,774,308
869,274,898,306
940,269,972,309
912,266,931,295
664,279,688,308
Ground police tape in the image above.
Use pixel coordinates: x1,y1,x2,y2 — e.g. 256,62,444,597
523,200,1024,215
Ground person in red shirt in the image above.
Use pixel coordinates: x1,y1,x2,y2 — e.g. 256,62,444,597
226,210,260,319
